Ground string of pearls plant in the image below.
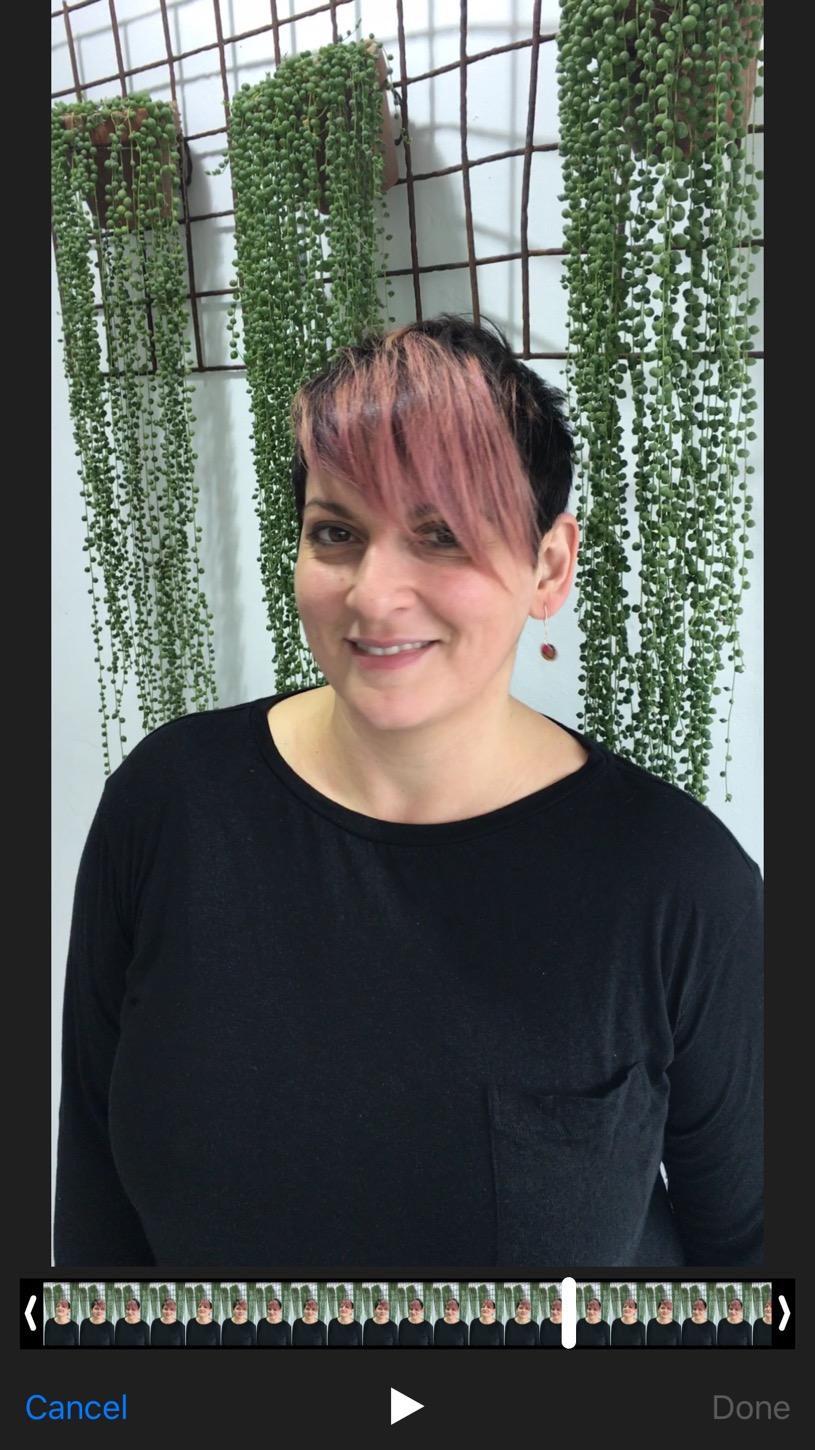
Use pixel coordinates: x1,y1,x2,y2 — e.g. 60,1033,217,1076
226,35,394,689
51,91,217,773
557,1,763,800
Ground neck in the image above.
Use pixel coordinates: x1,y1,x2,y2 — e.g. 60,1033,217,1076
309,686,551,823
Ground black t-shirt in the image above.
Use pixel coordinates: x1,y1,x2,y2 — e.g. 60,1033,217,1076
150,1318,185,1346
54,693,763,1268
434,1319,469,1347
44,1319,79,1347
469,1318,504,1346
328,1318,362,1347
292,1319,326,1347
505,1319,540,1347
186,1318,221,1347
576,1318,610,1347
114,1318,149,1347
717,1319,752,1347
539,1319,562,1347
681,1318,716,1347
221,1319,256,1347
398,1319,433,1347
753,1318,772,1346
80,1318,114,1347
257,1318,291,1347
363,1319,398,1347
611,1318,646,1346
646,1318,681,1347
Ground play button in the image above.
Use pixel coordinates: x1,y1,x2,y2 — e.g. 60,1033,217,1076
391,1388,423,1424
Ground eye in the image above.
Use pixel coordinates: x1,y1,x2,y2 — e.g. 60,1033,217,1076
415,521,464,551
306,522,359,548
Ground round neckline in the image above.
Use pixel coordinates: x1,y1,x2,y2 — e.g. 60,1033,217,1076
251,692,607,843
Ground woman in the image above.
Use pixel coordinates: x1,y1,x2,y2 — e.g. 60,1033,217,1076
80,1296,114,1348
469,1297,504,1347
504,1295,539,1348
328,1297,362,1347
681,1296,715,1348
292,1297,326,1347
646,1296,681,1348
185,1297,220,1348
44,1297,78,1348
539,1297,562,1348
150,1296,185,1347
257,1296,291,1348
114,1297,149,1347
575,1298,609,1348
53,314,763,1269
221,1297,256,1348
611,1297,645,1348
398,1298,433,1348
717,1297,752,1347
434,1298,468,1348
363,1298,398,1347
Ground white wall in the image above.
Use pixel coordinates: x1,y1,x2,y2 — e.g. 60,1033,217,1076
51,0,763,1234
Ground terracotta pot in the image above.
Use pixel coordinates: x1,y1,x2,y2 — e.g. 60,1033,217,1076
60,101,188,229
620,1,762,157
314,45,399,216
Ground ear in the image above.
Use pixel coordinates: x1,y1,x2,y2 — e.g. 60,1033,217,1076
528,511,579,620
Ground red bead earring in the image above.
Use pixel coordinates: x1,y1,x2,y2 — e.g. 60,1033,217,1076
540,605,557,661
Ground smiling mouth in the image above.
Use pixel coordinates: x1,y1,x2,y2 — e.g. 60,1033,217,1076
350,640,436,656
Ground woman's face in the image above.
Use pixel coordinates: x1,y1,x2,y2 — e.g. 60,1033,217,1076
267,1299,282,1320
339,1299,354,1320
657,1299,673,1322
295,469,551,738
622,1299,637,1321
374,1299,389,1322
550,1300,562,1323
55,1299,70,1319
198,1300,212,1320
728,1299,743,1321
161,1299,176,1321
232,1299,248,1322
691,1300,707,1321
516,1298,531,1323
90,1300,106,1322
408,1300,423,1321
303,1299,318,1323
481,1299,496,1320
764,1299,772,1321
125,1300,140,1321
585,1300,601,1323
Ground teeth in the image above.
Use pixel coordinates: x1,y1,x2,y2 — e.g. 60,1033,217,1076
354,641,431,656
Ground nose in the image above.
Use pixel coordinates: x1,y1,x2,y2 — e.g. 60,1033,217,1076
345,535,418,616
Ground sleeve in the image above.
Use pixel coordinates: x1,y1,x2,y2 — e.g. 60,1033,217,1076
319,1322,326,1346
249,1322,257,1346
716,1321,725,1346
602,1322,610,1346
327,1319,335,1345
398,1320,406,1345
646,1319,656,1347
214,1322,221,1347
662,869,763,1265
496,1322,504,1346
461,1323,469,1346
532,1322,540,1346
744,1323,753,1347
433,1320,440,1346
54,793,155,1265
150,1321,159,1346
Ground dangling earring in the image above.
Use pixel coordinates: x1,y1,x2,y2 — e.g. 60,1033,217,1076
540,605,557,661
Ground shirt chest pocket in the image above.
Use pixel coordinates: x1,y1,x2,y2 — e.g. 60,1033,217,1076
487,1060,672,1266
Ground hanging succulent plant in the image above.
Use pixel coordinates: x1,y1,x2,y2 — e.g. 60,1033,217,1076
226,35,396,689
557,1,763,800
51,90,218,773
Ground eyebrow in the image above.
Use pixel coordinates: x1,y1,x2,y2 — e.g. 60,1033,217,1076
304,497,441,524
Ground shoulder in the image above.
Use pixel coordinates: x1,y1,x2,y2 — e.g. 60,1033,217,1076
102,696,273,801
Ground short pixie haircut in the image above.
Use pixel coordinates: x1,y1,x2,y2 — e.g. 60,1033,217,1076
291,314,574,568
